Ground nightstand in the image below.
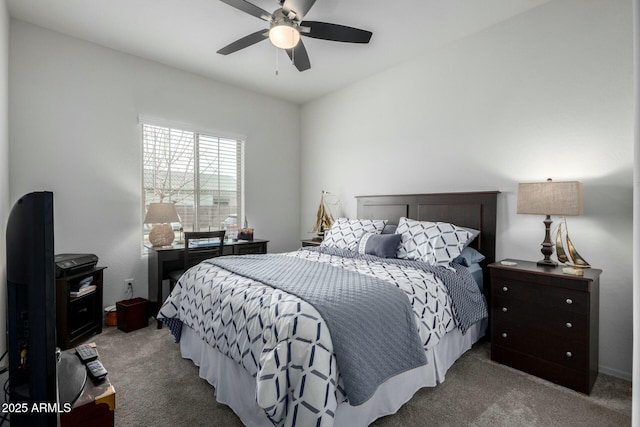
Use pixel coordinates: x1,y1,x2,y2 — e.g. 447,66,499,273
301,239,322,247
488,260,601,394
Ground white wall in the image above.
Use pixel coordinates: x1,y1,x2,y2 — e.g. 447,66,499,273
0,0,9,364
301,0,633,379
632,0,639,422
8,20,301,309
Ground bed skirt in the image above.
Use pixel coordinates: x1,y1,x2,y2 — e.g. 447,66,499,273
179,318,487,426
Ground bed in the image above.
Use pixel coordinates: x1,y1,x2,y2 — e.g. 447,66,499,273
158,191,498,427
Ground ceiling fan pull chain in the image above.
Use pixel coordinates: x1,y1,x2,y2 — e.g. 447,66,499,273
275,47,279,76
291,46,295,68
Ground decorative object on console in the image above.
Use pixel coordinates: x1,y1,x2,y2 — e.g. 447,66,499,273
238,217,254,240
555,217,590,270
311,190,337,240
144,202,180,247
516,178,583,267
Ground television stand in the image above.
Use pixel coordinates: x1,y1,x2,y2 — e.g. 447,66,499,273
59,346,115,427
58,352,86,407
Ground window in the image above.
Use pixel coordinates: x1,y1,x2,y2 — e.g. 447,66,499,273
141,119,244,244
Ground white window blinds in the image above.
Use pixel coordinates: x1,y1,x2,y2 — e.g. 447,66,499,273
141,120,244,241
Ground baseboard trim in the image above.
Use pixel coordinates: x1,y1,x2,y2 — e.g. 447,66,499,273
599,364,632,381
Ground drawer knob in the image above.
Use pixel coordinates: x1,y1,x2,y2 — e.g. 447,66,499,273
566,298,573,305
566,322,573,328
501,333,508,338
502,307,508,312
566,351,573,358
502,286,508,292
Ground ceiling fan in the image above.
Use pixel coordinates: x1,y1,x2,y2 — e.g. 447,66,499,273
217,0,373,72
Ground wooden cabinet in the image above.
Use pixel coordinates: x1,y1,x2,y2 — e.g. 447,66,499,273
488,260,601,394
56,267,106,350
301,239,322,247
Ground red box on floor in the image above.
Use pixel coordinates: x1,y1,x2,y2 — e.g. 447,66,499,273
116,297,149,332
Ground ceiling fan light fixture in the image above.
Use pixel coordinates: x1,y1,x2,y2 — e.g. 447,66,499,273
269,23,300,49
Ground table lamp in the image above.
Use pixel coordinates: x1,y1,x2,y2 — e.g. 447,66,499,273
144,202,180,246
517,178,583,266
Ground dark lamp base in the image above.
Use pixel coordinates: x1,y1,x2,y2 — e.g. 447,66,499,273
537,259,558,267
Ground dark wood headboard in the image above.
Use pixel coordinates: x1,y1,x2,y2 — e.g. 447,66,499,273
356,191,500,267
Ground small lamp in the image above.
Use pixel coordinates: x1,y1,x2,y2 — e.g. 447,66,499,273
144,202,180,247
517,178,583,266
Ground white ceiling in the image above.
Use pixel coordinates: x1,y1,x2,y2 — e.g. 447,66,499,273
6,0,553,104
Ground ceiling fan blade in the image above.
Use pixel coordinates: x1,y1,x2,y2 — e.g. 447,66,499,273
219,0,272,21
281,0,317,20
217,30,268,55
300,21,372,44
285,40,311,72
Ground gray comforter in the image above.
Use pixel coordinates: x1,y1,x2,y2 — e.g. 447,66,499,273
304,246,488,333
209,254,428,406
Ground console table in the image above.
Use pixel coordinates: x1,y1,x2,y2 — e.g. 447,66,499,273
146,239,268,327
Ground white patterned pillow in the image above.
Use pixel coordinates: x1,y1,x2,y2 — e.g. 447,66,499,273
395,217,473,268
321,218,387,251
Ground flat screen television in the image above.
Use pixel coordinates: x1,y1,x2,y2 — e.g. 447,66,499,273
6,191,59,426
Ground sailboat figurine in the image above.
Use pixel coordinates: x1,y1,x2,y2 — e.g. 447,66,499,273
555,218,590,272
311,190,335,241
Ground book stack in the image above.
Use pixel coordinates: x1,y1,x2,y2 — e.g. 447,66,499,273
70,276,96,297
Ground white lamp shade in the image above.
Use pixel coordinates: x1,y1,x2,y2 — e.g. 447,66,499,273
144,202,180,224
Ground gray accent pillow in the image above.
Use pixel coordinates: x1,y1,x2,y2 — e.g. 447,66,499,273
381,224,397,235
453,247,486,267
357,232,402,258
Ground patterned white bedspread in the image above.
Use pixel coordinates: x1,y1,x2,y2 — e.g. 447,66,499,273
158,248,458,427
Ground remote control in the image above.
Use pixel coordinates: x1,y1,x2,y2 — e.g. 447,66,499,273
75,344,98,364
86,360,108,381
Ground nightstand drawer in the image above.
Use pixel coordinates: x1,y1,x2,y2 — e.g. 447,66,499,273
491,345,591,394
490,266,594,292
492,325,587,370
491,301,588,339
492,278,589,314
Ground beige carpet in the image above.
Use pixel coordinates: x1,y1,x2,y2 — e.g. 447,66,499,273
90,322,631,426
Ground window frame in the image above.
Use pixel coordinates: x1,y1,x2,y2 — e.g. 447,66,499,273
139,116,245,248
